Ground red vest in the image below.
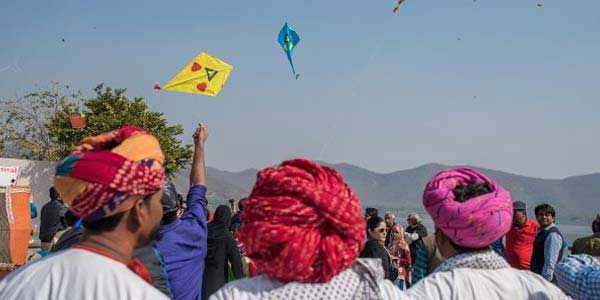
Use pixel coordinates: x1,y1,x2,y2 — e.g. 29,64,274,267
505,219,539,270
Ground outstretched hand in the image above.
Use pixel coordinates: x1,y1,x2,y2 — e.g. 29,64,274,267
190,123,208,186
193,123,209,146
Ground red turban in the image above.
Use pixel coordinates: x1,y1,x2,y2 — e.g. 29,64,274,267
238,159,366,283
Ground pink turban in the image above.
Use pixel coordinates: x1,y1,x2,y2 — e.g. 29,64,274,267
423,168,512,248
238,159,366,283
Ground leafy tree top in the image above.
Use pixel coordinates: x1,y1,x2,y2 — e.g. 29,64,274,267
1,82,192,177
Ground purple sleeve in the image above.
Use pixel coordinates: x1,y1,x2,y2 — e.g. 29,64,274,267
182,185,208,226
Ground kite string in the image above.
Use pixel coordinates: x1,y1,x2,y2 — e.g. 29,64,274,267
317,35,387,161
0,57,22,73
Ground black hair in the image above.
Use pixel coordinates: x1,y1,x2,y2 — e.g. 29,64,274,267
366,215,384,231
213,205,232,229
49,187,60,201
593,219,600,233
453,183,492,203
534,203,556,218
83,211,126,234
365,207,379,218
238,198,246,211
162,211,178,225
83,194,153,234
447,183,493,253
61,210,79,228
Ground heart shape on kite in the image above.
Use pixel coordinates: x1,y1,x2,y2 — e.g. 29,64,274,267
196,82,207,92
191,62,202,72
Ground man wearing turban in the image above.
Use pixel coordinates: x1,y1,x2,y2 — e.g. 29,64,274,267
0,126,169,300
208,159,402,300
401,168,567,300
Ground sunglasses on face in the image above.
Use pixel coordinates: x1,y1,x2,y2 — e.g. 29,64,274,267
377,228,386,233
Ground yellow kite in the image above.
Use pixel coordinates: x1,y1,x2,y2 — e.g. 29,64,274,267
159,53,233,97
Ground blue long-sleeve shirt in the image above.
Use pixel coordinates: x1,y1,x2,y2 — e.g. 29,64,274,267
156,185,208,300
555,254,600,300
542,224,564,281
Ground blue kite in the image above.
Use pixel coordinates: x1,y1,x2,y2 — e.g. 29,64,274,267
277,22,301,79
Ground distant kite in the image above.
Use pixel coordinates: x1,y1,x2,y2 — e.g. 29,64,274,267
278,22,301,79
393,0,406,14
69,115,86,129
155,52,233,97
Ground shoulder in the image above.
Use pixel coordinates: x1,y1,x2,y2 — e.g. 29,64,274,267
208,276,282,300
362,240,385,255
378,279,407,300
546,231,563,242
0,249,168,300
405,268,566,300
571,236,587,249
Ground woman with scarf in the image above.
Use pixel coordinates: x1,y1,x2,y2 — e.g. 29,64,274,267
208,159,401,300
202,205,244,300
402,168,567,300
360,216,398,281
388,224,411,290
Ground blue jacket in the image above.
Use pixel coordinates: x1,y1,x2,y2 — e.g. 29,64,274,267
156,185,208,300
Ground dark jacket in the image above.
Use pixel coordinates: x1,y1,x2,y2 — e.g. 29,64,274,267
531,225,564,276
202,205,244,300
39,200,67,243
51,226,83,252
406,223,428,264
359,239,397,281
229,212,243,232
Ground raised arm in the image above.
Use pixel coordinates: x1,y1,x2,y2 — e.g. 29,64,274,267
190,123,208,187
182,123,209,222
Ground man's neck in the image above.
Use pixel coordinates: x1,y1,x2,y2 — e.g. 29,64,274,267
80,232,136,263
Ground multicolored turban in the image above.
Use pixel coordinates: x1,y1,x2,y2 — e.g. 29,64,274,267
423,168,512,248
238,159,366,283
54,126,165,221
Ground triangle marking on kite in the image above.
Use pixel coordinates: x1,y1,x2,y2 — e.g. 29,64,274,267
205,68,219,82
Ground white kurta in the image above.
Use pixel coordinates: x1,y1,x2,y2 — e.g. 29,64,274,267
401,268,570,300
209,258,401,300
0,248,169,300
209,260,570,300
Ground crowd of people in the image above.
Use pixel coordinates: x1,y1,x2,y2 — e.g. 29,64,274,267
0,123,598,299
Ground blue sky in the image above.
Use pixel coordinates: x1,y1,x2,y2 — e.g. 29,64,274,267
1,0,599,178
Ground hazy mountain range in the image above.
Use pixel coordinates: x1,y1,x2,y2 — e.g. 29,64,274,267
172,162,599,226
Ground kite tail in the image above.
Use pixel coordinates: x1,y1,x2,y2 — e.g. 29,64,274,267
286,51,297,77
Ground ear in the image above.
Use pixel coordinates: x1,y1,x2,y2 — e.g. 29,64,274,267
127,196,147,230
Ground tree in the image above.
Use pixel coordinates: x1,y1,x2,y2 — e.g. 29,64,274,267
0,82,82,161
1,83,192,176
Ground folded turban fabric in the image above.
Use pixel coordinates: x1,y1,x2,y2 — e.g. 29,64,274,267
54,126,165,221
423,168,512,248
238,159,366,283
